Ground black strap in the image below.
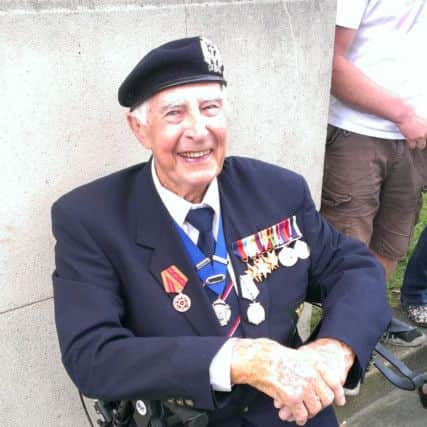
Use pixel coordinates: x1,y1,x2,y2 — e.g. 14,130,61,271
372,342,426,391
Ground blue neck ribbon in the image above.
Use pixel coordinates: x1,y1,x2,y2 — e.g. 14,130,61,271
175,216,228,296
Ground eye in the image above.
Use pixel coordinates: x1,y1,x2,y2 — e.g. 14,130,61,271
202,102,222,115
166,109,180,117
164,108,184,123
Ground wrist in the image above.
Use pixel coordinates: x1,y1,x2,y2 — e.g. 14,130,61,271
392,99,415,126
230,338,276,385
305,338,355,370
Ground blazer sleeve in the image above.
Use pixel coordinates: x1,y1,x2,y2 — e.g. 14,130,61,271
51,201,227,409
299,178,391,379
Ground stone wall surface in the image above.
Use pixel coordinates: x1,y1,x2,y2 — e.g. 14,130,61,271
0,1,335,425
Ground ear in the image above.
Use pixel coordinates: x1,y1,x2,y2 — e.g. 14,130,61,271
127,113,152,149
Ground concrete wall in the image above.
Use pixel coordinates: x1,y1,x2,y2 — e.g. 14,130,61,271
0,1,336,425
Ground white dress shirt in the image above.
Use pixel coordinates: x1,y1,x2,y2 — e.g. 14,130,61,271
151,161,235,392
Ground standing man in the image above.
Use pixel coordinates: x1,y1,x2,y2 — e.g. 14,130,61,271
401,226,427,327
52,37,390,426
321,1,427,338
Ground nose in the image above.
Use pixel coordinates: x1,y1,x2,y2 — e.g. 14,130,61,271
183,110,208,141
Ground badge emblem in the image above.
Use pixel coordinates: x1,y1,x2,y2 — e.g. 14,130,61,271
172,293,192,312
199,37,223,73
212,299,232,326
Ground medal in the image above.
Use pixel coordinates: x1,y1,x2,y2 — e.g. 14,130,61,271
172,293,191,312
247,302,265,325
278,246,298,267
240,274,259,300
294,240,310,259
255,256,271,281
212,299,232,326
264,250,279,271
161,265,191,312
245,262,262,283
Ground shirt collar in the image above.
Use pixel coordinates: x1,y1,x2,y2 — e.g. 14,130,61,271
151,160,221,237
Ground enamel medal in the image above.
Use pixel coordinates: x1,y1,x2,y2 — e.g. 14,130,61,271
172,293,192,312
161,265,191,313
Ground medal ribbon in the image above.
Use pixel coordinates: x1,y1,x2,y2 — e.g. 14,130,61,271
161,265,188,294
233,216,303,261
175,216,228,296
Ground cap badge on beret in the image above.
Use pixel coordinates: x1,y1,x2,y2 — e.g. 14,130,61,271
200,37,224,74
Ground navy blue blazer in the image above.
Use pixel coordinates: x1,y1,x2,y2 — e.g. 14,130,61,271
52,157,391,427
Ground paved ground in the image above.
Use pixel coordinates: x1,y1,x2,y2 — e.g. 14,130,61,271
342,388,426,427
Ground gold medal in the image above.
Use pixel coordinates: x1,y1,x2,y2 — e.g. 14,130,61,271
245,261,262,283
254,256,271,280
264,250,279,271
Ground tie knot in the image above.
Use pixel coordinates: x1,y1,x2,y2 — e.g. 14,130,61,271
186,207,214,233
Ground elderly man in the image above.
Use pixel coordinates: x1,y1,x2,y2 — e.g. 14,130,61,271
52,37,391,427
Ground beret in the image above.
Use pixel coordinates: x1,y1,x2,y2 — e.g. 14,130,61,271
118,36,227,109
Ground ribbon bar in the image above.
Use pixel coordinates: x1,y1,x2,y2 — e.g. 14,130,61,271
232,216,303,261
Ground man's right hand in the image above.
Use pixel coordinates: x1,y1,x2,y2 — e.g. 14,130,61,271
395,110,427,150
230,338,338,426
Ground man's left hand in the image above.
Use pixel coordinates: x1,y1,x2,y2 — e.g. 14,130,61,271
274,338,355,423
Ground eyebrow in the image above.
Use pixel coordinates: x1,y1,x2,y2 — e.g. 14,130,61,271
160,102,185,114
159,97,224,114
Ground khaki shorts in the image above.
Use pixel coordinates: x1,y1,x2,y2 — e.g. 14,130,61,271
320,125,426,261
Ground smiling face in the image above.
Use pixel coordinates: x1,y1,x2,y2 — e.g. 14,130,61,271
128,82,228,203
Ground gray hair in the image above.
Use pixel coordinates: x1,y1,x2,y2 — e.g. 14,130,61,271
130,100,150,125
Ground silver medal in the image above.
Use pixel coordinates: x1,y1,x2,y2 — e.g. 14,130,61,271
247,302,265,325
212,299,232,326
172,293,191,312
294,240,310,259
240,274,260,301
278,246,298,267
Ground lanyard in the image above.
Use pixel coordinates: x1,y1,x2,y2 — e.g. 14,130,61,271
175,216,228,296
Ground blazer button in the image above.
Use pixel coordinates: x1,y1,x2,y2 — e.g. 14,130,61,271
184,399,194,407
242,406,249,413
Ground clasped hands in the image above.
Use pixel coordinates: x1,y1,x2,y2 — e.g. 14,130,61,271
231,337,355,426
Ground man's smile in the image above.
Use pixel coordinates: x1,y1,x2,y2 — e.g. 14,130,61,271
178,149,212,160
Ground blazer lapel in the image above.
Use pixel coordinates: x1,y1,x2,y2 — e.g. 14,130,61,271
219,177,271,339
133,164,222,336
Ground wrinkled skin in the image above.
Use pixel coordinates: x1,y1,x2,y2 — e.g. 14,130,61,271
231,337,355,426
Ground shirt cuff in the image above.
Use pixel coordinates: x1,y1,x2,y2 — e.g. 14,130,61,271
209,338,236,392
